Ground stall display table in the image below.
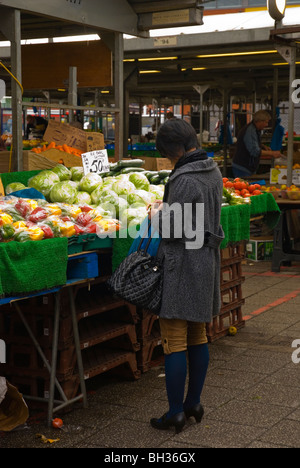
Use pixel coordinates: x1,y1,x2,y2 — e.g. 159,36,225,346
272,199,300,272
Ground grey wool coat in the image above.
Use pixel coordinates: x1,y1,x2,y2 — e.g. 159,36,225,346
155,157,224,323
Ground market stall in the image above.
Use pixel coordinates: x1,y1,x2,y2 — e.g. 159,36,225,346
0,161,282,426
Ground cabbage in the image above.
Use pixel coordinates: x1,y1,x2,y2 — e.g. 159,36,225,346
73,191,92,205
128,189,156,206
120,205,148,227
90,184,107,205
129,172,150,191
70,166,84,181
99,191,128,218
149,184,164,200
79,173,103,193
28,170,60,198
5,182,27,194
112,179,135,197
98,188,119,205
49,181,78,204
51,164,72,181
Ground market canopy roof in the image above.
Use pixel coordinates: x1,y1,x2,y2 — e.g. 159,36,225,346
123,7,300,103
0,0,207,39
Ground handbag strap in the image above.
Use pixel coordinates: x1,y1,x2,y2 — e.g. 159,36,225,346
137,221,152,252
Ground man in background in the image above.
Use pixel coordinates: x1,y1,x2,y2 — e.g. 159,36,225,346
232,110,285,178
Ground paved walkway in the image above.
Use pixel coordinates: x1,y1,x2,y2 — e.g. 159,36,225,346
1,259,300,449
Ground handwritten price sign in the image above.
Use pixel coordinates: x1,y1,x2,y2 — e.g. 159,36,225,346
81,149,110,175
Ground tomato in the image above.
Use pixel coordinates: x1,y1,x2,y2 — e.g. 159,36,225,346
252,190,262,195
52,418,63,429
225,181,234,188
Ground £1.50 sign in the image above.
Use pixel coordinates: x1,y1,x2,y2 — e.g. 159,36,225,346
81,149,110,176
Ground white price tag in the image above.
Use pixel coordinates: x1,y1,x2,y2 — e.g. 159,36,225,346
81,149,110,175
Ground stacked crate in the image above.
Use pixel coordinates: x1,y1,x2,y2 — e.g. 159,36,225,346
206,242,246,342
0,250,141,406
136,309,163,373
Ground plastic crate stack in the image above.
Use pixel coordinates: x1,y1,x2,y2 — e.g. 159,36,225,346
136,309,163,373
206,242,246,342
0,250,141,406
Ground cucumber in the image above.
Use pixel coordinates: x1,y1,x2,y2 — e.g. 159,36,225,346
120,167,146,174
144,171,158,179
158,169,172,178
102,171,115,177
163,176,169,184
109,162,120,172
116,159,145,168
149,174,161,184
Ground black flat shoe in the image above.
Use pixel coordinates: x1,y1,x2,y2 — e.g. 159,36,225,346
150,412,186,434
184,403,204,423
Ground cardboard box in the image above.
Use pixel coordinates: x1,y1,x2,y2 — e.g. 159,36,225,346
246,237,274,261
270,168,300,186
132,156,174,171
43,120,104,153
0,150,32,173
24,150,83,171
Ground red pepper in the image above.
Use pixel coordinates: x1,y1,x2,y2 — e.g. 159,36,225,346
15,199,30,217
40,224,54,239
76,213,92,227
74,224,85,235
28,207,48,223
79,205,93,213
84,222,97,233
60,216,71,222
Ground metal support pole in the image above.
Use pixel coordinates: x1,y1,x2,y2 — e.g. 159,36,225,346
193,85,209,147
114,32,124,161
276,44,296,186
287,48,296,187
7,9,23,171
68,67,77,124
222,87,229,177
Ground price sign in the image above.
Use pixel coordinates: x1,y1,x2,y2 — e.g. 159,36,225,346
81,149,110,175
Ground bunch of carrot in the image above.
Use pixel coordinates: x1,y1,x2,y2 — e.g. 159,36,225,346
31,141,82,157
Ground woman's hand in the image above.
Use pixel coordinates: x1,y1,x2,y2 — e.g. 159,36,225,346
147,201,163,219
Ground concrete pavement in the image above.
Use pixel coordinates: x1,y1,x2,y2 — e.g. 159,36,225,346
1,259,300,449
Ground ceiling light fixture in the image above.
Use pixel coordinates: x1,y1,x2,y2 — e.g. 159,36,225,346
138,56,178,61
273,61,300,66
139,70,161,74
196,50,278,58
267,0,287,21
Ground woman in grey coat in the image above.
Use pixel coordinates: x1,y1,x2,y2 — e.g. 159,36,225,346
149,119,224,433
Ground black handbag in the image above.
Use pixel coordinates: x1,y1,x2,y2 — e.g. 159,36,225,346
107,229,163,313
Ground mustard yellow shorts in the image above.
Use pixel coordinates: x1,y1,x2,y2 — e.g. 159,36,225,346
159,318,208,355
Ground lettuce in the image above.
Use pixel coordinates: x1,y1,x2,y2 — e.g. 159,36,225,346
129,172,150,191
28,170,60,198
79,173,103,193
49,181,78,204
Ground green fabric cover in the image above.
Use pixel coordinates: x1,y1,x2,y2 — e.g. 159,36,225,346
0,237,68,297
0,170,41,194
220,203,251,249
